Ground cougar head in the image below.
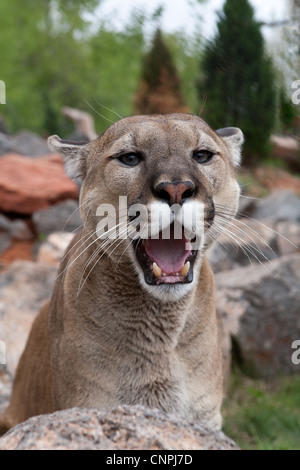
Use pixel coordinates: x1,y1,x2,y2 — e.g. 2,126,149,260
48,114,243,302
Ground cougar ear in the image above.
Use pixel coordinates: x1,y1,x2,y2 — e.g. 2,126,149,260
216,127,244,166
47,135,90,179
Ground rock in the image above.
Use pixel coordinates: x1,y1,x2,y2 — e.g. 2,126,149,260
0,406,239,450
209,214,300,273
0,215,33,241
270,135,300,172
0,118,8,135
0,261,57,376
62,106,97,141
37,232,74,265
208,217,279,272
0,130,51,157
0,153,78,214
270,135,299,159
236,195,258,218
0,234,11,256
215,254,300,377
33,200,82,236
252,190,300,222
0,133,12,155
275,221,300,256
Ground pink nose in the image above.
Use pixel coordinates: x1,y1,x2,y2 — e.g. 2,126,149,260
154,181,196,205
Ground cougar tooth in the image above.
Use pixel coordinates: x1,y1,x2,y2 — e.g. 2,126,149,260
153,262,162,278
180,261,190,277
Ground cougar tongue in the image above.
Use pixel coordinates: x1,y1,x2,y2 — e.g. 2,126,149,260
145,229,191,274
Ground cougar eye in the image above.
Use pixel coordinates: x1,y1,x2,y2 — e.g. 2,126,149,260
118,153,141,167
193,150,214,164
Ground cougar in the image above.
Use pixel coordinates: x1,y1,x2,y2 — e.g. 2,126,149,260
0,113,243,435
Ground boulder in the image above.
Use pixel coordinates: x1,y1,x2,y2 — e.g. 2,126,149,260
0,215,32,242
33,200,82,236
0,261,57,376
0,234,11,256
0,215,33,258
275,221,300,256
0,406,239,450
208,217,279,272
0,130,51,157
0,133,11,156
252,190,300,222
208,218,300,272
0,154,78,214
37,232,74,265
215,254,300,377
270,135,300,172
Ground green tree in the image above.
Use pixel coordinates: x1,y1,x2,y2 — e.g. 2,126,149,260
134,28,188,115
88,13,146,129
0,0,99,134
197,0,277,164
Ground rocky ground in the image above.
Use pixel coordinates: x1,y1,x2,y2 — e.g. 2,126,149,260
0,130,299,449
0,405,239,450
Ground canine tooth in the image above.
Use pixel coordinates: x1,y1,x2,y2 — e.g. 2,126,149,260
153,262,162,278
180,261,190,277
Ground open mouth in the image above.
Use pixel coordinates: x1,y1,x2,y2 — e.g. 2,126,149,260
133,223,198,285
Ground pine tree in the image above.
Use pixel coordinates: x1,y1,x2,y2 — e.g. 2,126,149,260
198,0,277,164
134,29,188,115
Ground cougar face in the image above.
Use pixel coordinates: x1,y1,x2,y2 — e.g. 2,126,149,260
49,113,243,302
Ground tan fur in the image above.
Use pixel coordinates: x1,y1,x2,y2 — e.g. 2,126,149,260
0,114,243,435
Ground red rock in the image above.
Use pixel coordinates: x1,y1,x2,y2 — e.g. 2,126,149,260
0,154,79,214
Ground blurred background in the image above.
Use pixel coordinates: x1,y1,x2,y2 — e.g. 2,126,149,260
0,0,299,153
0,0,300,451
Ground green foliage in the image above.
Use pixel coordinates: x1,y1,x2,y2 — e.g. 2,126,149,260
278,87,299,133
165,31,203,115
134,29,188,115
0,0,98,134
1,1,202,136
198,0,277,164
223,372,300,450
0,0,146,135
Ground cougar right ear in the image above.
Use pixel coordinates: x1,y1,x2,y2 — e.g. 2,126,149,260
48,135,90,179
215,127,244,166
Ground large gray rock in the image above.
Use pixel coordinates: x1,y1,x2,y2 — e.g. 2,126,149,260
0,261,57,376
32,200,82,236
0,234,11,256
0,133,11,155
216,254,300,377
37,232,74,265
0,406,239,450
0,214,33,256
0,130,51,157
209,218,300,272
252,190,300,222
0,215,32,241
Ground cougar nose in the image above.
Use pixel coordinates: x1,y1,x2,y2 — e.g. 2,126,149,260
154,180,196,205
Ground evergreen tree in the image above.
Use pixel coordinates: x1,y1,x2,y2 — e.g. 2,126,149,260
198,0,277,164
134,29,188,115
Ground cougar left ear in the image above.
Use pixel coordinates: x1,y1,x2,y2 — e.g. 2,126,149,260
216,127,244,166
48,135,90,179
